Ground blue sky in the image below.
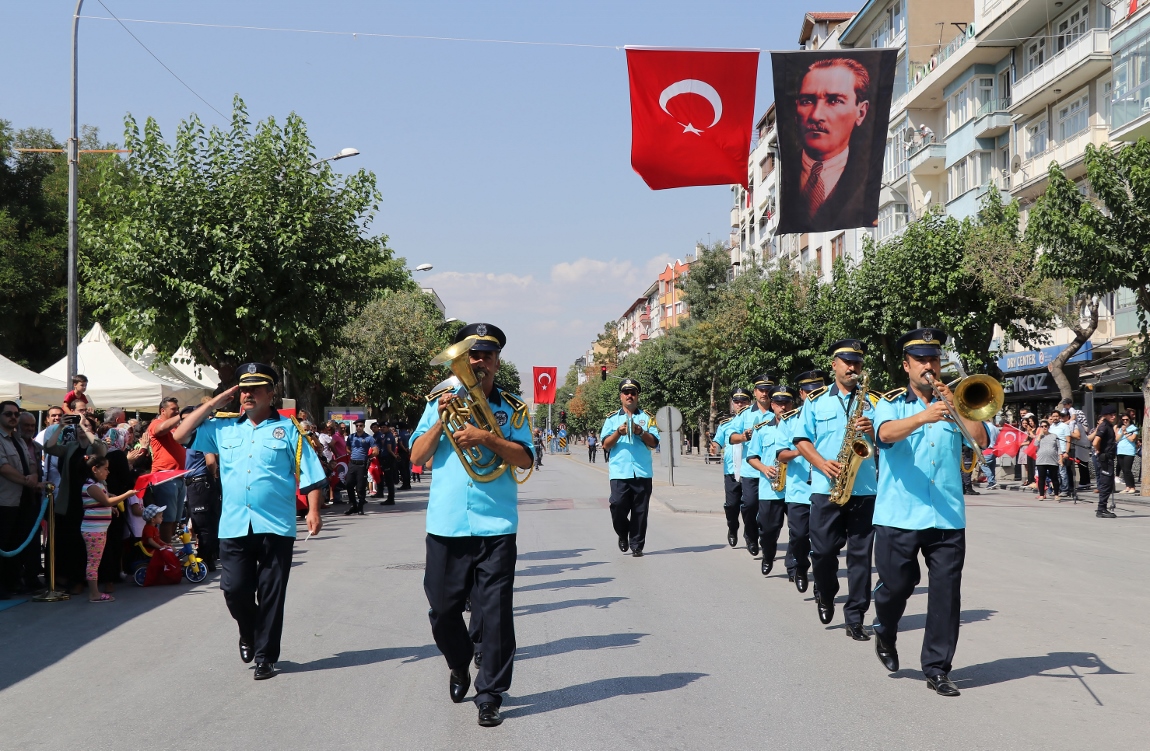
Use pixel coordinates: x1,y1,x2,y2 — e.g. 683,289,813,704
1,0,810,382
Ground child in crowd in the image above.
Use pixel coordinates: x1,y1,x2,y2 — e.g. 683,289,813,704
81,453,138,602
140,505,169,552
63,374,91,415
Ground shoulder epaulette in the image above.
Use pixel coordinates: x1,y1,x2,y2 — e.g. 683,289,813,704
499,389,530,430
212,411,241,419
867,389,884,405
882,387,907,402
717,416,732,426
753,418,774,430
806,386,828,401
644,410,656,423
780,407,800,421
426,386,453,403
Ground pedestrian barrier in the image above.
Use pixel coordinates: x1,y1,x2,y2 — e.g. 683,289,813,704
0,495,47,558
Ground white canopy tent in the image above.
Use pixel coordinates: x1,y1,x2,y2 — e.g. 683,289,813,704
0,354,68,410
41,324,208,411
134,345,220,392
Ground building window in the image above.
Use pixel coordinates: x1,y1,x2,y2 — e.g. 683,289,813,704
800,245,810,268
761,154,775,180
831,232,845,261
1055,2,1089,53
877,204,908,240
1025,37,1046,75
977,77,994,111
1100,77,1113,126
951,158,969,197
946,82,972,133
1057,91,1090,141
1024,118,1049,159
815,246,823,274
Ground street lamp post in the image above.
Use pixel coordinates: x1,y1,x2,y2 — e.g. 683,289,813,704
66,0,84,383
311,147,359,169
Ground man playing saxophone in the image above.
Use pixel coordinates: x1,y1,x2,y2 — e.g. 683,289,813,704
745,384,797,577
793,340,879,640
410,323,534,728
774,369,829,594
870,328,994,697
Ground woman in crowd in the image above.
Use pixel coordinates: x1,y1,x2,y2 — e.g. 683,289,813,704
1117,413,1139,494
1033,420,1061,501
79,451,136,602
1020,415,1038,489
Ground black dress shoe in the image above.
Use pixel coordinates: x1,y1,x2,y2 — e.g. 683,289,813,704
1097,510,1117,518
449,667,471,703
874,632,899,672
477,701,503,727
788,573,795,582
618,536,629,553
381,499,395,506
748,540,760,557
845,622,870,641
794,571,809,593
632,549,644,558
727,529,738,548
238,639,254,664
343,507,355,516
816,594,835,625
253,662,275,680
926,673,961,697
761,558,773,576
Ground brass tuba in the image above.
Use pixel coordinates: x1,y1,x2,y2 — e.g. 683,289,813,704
828,372,875,506
925,373,1004,474
428,336,510,483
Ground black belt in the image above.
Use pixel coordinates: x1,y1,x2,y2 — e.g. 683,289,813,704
185,475,211,485
350,459,366,465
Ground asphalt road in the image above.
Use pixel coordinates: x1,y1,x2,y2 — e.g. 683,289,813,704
1,452,1146,750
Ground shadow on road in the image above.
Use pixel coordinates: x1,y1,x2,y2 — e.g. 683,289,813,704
514,596,628,616
645,545,725,556
517,549,592,561
516,561,606,577
516,632,648,660
278,644,442,672
515,577,613,593
500,672,708,718
947,651,1128,690
896,609,997,633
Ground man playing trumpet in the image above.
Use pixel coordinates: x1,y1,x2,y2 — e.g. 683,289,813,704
870,328,995,697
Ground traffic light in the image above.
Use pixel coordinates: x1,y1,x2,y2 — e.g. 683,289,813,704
600,365,607,381
560,411,567,421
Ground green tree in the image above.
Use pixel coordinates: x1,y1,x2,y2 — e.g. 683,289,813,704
1027,140,1150,492
80,97,405,401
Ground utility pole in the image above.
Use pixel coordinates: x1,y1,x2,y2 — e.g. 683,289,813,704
66,0,85,383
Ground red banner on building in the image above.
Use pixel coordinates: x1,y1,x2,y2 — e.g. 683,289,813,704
533,366,558,404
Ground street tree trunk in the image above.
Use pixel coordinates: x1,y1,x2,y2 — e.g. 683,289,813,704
1049,295,1099,401
707,372,718,436
1142,372,1150,498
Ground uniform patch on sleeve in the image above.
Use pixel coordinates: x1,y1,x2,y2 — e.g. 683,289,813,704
272,427,286,439
496,411,508,427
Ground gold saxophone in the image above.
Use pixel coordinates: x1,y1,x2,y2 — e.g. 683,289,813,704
427,336,510,483
828,372,875,506
770,407,799,492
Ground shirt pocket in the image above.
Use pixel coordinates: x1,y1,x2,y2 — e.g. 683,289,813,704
219,438,244,461
261,438,292,468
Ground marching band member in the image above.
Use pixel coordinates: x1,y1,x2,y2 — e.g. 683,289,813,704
871,328,992,697
712,388,752,547
409,323,534,727
745,384,797,577
774,369,829,593
726,373,777,556
793,340,879,641
600,378,661,558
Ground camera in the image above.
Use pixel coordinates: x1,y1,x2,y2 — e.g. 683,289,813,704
61,414,81,425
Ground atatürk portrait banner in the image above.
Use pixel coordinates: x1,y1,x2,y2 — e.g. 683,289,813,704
771,49,897,235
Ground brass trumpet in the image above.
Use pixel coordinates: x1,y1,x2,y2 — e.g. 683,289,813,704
924,373,1004,474
429,336,509,483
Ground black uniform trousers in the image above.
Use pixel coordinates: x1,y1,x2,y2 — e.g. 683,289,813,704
737,477,760,546
809,493,875,625
721,474,742,533
186,476,221,567
756,499,787,564
345,460,368,510
377,457,396,502
1096,453,1115,512
425,532,516,707
609,478,652,552
220,530,294,663
873,526,965,678
784,502,812,576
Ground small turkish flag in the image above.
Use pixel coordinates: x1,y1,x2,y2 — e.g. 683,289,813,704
627,47,759,190
533,366,558,405
991,424,1025,458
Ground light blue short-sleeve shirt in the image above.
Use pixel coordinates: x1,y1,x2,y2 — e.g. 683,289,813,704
412,386,534,537
728,405,770,481
792,384,878,496
713,416,741,475
778,411,815,506
192,412,327,539
872,389,993,530
600,409,661,479
746,417,785,501
1118,424,1138,456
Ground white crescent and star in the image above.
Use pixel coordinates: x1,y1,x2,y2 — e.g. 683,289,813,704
537,372,553,390
658,79,723,136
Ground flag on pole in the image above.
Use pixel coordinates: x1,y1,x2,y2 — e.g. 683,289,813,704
626,47,759,190
533,366,558,404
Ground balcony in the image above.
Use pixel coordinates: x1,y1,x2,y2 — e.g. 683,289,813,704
1010,29,1111,117
1011,125,1109,195
973,99,1012,138
730,207,741,228
907,142,946,176
639,312,650,325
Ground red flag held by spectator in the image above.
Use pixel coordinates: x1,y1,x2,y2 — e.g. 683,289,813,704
627,47,759,190
533,367,558,405
992,424,1025,458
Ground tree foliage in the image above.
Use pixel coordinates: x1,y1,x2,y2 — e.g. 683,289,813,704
80,97,406,387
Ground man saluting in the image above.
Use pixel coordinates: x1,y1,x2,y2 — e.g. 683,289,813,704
173,363,326,681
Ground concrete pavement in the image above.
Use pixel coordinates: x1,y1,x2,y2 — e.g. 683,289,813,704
1,452,1147,750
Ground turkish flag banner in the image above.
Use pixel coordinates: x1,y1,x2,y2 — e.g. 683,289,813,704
533,366,558,404
992,424,1026,458
627,47,759,190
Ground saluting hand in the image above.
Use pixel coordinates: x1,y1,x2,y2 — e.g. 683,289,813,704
211,385,241,409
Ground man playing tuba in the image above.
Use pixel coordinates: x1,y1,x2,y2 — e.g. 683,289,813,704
410,323,534,728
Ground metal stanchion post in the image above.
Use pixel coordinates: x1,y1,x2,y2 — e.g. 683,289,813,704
33,485,69,602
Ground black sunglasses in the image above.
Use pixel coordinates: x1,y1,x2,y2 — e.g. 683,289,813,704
621,389,639,396
1,411,19,418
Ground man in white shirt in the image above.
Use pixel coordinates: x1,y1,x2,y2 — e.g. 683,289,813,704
1047,411,1079,497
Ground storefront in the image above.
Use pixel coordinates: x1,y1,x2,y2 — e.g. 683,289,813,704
1001,364,1079,421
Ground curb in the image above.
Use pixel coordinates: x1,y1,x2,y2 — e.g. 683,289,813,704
985,482,1150,507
